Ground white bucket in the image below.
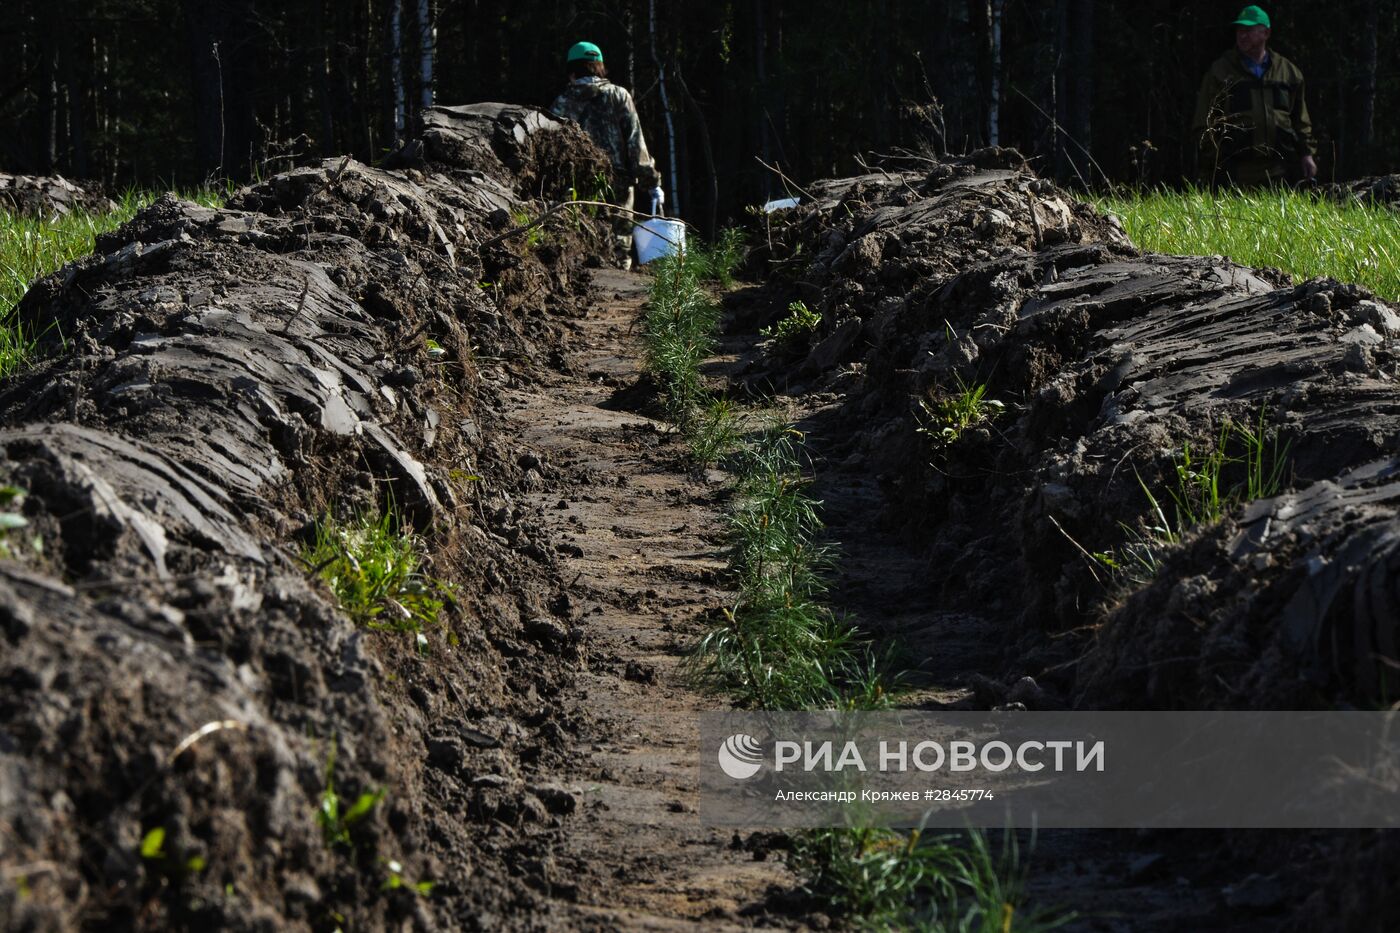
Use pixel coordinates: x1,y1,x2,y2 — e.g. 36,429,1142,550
633,218,687,265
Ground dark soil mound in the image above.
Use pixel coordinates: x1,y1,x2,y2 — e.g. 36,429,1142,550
1319,174,1400,209
0,173,115,217
0,104,613,930
748,150,1400,711
740,151,1400,932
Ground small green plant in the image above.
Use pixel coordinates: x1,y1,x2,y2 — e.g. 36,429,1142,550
317,740,384,848
685,397,744,466
916,375,1005,448
139,826,208,878
0,484,36,559
566,171,615,220
302,507,450,639
643,251,721,423
688,227,747,287
382,858,436,896
760,299,822,350
509,207,547,249
1161,409,1290,538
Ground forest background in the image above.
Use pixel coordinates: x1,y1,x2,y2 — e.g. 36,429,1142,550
1,0,1395,235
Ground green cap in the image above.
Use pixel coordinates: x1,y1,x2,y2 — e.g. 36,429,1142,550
1232,5,1270,27
566,41,603,64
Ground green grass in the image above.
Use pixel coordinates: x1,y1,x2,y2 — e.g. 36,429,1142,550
301,507,450,641
791,827,1072,932
690,425,893,710
0,186,227,378
1096,408,1290,586
1098,186,1400,301
916,375,1005,449
760,299,822,351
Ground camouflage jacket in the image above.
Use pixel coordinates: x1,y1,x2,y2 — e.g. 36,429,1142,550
1192,49,1315,174
549,78,660,189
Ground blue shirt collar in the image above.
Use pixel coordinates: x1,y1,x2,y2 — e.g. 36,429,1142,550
1242,51,1271,79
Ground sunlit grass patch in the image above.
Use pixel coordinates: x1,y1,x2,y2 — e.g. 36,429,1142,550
1097,187,1400,301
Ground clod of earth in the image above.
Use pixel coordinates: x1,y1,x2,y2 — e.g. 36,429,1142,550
0,173,115,218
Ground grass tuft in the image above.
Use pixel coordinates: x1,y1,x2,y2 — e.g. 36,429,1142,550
760,299,822,351
302,507,450,639
916,374,1005,449
1096,407,1290,586
791,827,1073,932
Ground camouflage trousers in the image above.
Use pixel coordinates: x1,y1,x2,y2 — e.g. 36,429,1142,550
611,185,636,267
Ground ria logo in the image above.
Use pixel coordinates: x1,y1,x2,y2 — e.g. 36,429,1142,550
718,733,764,780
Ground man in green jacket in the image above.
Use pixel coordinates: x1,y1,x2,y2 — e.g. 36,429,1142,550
1192,5,1318,187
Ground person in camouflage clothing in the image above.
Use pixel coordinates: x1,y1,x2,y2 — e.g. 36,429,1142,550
1192,5,1318,188
550,41,663,268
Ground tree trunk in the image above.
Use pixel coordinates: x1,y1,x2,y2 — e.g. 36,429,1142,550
675,60,717,235
1068,0,1093,160
649,0,678,214
1357,0,1378,175
753,0,771,199
36,18,56,173
388,0,405,144
418,0,434,113
59,26,88,179
989,0,1003,147
968,0,991,148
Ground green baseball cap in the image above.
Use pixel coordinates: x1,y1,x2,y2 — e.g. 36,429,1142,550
566,41,603,64
1232,5,1270,27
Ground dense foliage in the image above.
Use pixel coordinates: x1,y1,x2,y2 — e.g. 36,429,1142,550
1,1,1396,231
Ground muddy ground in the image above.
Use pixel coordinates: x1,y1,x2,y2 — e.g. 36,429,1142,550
2,114,1398,931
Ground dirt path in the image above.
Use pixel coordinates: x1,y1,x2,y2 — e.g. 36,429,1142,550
496,268,791,929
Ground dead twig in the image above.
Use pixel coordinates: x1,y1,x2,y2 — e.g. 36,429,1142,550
755,157,815,202
1046,513,1104,585
167,719,249,765
474,199,690,253
279,275,313,334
